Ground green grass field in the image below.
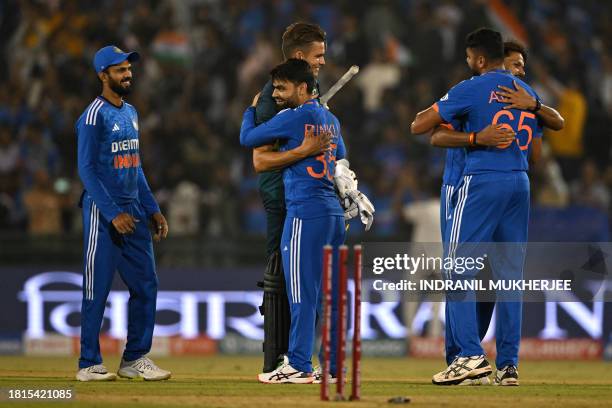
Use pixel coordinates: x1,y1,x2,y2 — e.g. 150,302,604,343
1,356,610,407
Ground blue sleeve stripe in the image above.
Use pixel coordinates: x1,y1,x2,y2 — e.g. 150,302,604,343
86,99,104,126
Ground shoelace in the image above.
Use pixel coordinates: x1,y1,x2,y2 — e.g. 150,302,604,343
88,365,107,374
443,357,460,374
133,357,158,371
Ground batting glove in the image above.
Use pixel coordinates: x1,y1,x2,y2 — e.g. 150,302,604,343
334,159,358,198
345,189,375,231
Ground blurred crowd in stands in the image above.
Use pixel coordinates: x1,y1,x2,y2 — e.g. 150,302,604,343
0,0,610,241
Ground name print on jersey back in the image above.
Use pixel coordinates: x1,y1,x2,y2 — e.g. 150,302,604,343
435,69,543,175
240,100,346,219
304,122,338,181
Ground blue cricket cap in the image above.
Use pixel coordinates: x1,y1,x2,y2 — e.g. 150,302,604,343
93,45,140,73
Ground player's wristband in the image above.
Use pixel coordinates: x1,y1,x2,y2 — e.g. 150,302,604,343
469,132,477,146
531,99,541,112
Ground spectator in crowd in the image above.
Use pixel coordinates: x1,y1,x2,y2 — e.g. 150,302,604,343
570,160,610,212
23,169,61,235
0,0,608,244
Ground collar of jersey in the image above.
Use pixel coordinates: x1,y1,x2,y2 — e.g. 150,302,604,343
486,68,511,75
303,98,319,106
98,95,125,109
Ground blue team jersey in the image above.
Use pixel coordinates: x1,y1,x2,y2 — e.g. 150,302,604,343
76,97,159,222
435,69,543,175
240,99,345,219
443,148,466,187
440,119,465,187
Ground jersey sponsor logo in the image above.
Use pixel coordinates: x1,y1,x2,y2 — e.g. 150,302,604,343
113,153,141,169
112,123,120,132
111,138,139,153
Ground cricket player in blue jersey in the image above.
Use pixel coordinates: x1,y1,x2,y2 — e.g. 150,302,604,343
412,28,544,386
75,46,170,382
251,22,329,376
240,59,373,383
429,39,565,385
432,119,514,384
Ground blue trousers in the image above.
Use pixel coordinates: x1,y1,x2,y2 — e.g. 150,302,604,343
440,184,495,364
281,215,345,374
79,196,158,369
443,172,529,368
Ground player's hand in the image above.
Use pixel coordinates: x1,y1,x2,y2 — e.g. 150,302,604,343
497,81,538,110
151,212,169,242
346,189,375,231
476,124,516,147
251,92,261,107
112,213,137,234
296,130,332,157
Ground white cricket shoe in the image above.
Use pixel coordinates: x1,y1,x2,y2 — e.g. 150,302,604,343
257,356,313,384
117,356,171,381
312,366,337,384
458,376,491,386
432,355,492,385
494,365,519,386
76,364,117,382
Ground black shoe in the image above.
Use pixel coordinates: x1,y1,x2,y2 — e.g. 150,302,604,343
494,365,519,386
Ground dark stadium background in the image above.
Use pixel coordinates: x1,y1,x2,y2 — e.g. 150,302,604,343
0,0,610,359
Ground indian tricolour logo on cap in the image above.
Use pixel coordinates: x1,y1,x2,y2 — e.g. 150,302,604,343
113,46,124,53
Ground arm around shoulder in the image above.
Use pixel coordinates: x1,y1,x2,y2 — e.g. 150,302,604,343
411,105,443,135
538,104,565,131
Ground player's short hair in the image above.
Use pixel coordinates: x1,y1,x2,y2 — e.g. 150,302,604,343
270,58,316,94
281,22,326,59
466,27,504,62
504,40,528,63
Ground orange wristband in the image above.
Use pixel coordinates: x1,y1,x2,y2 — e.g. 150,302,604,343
468,132,475,146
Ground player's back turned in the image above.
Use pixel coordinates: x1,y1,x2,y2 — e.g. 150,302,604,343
280,102,345,219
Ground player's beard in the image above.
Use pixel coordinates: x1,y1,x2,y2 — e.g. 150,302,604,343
275,96,299,109
284,92,301,109
274,98,288,109
109,77,132,96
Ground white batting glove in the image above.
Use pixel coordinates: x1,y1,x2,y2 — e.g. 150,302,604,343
345,189,375,231
341,196,359,220
334,159,358,198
